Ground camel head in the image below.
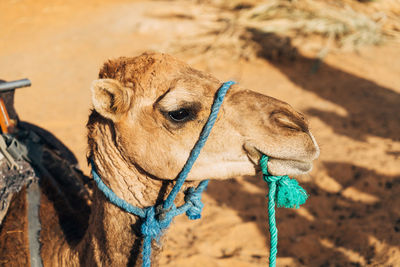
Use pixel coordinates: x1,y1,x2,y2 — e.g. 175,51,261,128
90,52,319,181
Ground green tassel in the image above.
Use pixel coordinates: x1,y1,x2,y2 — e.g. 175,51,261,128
276,176,308,208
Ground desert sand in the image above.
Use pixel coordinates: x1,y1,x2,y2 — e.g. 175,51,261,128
1,0,399,266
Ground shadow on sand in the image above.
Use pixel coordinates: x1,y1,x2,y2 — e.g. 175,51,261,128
206,32,400,265
247,30,400,142
206,162,400,266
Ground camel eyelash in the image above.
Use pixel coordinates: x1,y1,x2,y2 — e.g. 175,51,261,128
168,108,192,122
161,102,201,124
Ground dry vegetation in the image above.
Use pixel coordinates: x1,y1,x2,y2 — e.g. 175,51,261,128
172,0,400,60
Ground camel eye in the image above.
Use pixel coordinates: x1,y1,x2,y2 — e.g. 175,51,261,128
168,108,190,122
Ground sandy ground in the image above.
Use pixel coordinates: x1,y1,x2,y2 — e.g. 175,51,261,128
1,0,400,266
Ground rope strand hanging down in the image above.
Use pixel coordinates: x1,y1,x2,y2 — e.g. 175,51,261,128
260,155,308,267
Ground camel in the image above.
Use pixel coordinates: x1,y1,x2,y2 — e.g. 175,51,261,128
0,52,319,266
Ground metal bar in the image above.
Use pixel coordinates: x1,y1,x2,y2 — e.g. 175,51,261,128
0,79,31,92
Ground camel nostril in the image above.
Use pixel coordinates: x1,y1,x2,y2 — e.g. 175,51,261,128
272,111,308,132
276,116,302,131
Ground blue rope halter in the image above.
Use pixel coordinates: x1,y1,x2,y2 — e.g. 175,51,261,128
91,81,235,267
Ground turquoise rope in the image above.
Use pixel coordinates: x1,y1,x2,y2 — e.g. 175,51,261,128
91,81,235,267
260,155,308,267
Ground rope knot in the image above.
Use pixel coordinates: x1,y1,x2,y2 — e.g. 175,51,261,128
260,156,283,184
260,155,308,209
141,206,173,241
184,187,204,220
263,175,282,183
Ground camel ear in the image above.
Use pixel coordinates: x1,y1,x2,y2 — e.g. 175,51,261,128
91,79,132,121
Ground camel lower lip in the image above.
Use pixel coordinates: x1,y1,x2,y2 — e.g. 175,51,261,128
255,149,312,168
257,151,313,175
244,144,314,175
267,158,313,175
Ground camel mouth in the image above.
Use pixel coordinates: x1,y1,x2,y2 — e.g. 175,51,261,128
243,143,314,176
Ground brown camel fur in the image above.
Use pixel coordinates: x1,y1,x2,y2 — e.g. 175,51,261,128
0,52,319,266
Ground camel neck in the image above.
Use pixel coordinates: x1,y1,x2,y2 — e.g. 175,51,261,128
82,117,177,266
80,167,159,265
82,116,183,266
88,115,170,208
84,112,206,266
